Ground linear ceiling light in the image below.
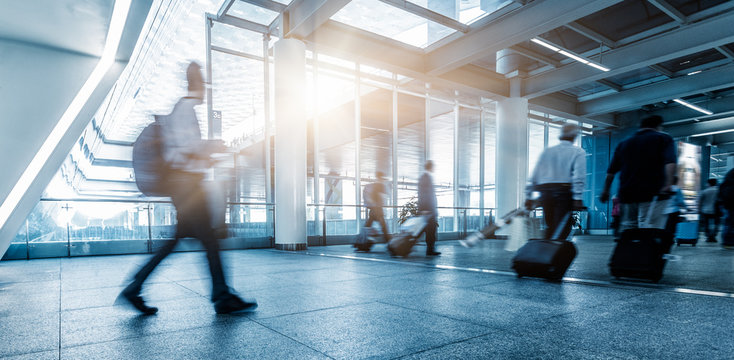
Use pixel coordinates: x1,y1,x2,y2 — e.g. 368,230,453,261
690,128,734,137
0,0,132,230
531,37,610,72
673,98,713,115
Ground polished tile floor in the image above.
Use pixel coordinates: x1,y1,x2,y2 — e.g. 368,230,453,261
1,236,733,359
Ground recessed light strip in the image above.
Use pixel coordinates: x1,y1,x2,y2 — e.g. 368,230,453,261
673,98,713,115
0,0,132,231
531,37,610,72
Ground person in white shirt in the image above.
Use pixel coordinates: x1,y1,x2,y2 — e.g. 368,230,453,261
525,124,586,239
699,178,720,243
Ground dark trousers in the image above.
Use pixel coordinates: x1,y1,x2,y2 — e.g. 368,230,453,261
423,218,438,254
665,211,680,236
538,185,573,240
365,207,390,242
700,213,719,241
130,173,229,301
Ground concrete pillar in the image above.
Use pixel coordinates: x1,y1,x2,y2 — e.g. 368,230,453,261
273,39,307,251
495,50,529,218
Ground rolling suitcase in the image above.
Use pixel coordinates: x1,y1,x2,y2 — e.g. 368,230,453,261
609,228,673,282
354,226,378,252
675,220,698,246
460,207,529,248
512,212,577,280
387,215,429,257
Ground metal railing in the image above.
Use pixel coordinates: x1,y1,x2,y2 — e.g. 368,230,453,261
6,198,274,260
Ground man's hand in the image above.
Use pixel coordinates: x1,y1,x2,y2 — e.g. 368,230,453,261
572,200,584,210
599,191,609,203
524,199,535,210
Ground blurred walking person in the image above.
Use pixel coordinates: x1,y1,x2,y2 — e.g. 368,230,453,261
119,62,256,315
699,178,720,243
664,176,687,235
600,116,676,231
419,161,440,256
363,171,390,242
525,123,586,239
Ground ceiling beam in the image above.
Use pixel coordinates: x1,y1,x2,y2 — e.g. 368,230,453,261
424,0,622,75
666,116,734,138
509,45,561,67
644,95,734,123
217,0,235,18
529,93,615,127
565,21,617,48
240,0,286,13
578,64,734,116
596,79,622,92
217,15,269,34
648,64,674,78
716,46,734,61
647,0,687,24
523,10,734,98
307,21,509,98
284,0,351,39
377,0,469,33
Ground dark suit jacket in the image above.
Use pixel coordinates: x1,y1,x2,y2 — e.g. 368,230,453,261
418,172,438,220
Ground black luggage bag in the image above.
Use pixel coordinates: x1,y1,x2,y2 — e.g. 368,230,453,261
512,212,577,280
609,228,673,282
387,215,429,257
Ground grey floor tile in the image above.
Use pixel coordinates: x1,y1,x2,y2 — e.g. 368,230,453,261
2,350,59,360
244,283,367,319
61,296,225,347
61,282,200,311
257,302,491,359
62,319,329,360
400,332,635,360
0,313,60,358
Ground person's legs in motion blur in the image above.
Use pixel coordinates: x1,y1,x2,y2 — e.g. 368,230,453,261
539,186,573,239
620,203,640,232
369,206,390,242
425,218,440,256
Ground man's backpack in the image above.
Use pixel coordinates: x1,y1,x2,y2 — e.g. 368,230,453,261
132,115,170,196
719,168,734,209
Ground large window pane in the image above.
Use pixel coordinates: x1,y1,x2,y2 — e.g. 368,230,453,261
397,92,425,206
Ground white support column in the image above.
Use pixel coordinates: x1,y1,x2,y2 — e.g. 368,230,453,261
274,39,307,251
313,52,321,236
479,107,485,227
392,80,399,233
496,77,528,218
263,34,273,238
453,95,460,232
354,63,362,225
425,83,431,162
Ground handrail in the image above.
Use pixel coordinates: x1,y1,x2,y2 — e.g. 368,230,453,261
40,198,274,206
307,203,490,211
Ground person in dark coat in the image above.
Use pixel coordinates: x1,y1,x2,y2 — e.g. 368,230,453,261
418,161,440,256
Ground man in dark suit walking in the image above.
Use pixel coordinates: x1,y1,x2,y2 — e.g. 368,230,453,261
418,161,440,256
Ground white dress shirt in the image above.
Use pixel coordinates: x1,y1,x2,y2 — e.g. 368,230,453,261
527,140,587,200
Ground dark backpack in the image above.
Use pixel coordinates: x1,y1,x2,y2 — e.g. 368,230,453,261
719,168,734,209
132,115,170,196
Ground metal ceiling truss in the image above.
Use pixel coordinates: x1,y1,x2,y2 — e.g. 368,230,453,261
523,10,734,99
647,0,687,24
377,0,469,33
423,0,623,75
578,64,734,116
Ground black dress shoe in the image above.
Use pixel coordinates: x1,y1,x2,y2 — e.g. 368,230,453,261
116,286,158,315
426,251,441,256
214,294,258,314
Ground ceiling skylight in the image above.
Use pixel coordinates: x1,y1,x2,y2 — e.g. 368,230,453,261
332,0,456,48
